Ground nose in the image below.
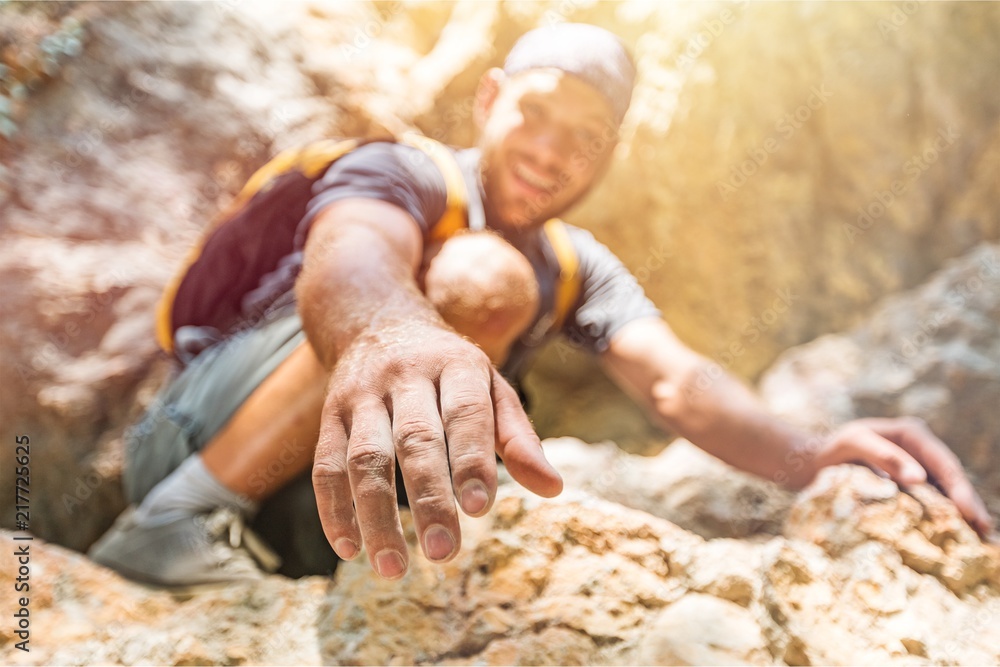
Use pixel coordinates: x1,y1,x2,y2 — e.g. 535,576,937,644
528,126,573,170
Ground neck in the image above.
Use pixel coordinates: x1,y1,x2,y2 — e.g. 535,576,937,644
486,209,545,248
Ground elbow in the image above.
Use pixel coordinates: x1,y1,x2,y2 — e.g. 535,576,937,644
648,361,715,434
295,253,328,313
649,375,688,426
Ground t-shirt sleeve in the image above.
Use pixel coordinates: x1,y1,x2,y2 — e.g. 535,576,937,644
561,226,662,354
294,141,448,250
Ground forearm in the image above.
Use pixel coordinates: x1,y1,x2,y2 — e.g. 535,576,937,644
606,321,993,533
302,200,563,577
295,199,441,369
603,319,817,488
653,360,816,488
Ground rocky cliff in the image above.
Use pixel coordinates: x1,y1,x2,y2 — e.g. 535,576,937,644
3,464,999,665
1,2,998,664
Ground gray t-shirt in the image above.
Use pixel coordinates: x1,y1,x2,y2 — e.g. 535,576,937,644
289,141,661,379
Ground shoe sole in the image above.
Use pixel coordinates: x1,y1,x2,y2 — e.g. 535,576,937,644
157,579,262,598
90,539,265,594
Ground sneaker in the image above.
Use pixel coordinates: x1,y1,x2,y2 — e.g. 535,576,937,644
88,506,281,588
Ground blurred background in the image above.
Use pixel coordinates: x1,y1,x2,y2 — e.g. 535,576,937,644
1,1,998,552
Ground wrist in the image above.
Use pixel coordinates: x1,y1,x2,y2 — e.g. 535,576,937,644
314,289,446,364
771,428,825,490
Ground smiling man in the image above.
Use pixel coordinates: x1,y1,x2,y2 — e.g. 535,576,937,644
90,23,992,587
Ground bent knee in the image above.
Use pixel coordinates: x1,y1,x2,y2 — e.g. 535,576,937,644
423,232,540,353
425,232,539,320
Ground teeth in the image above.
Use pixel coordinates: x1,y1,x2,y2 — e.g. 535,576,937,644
513,163,555,190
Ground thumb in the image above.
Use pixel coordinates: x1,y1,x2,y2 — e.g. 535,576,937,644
491,368,563,498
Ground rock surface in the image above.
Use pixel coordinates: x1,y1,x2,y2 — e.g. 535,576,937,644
3,468,999,665
0,1,391,550
1,2,1000,664
761,243,1000,520
3,3,1000,550
544,437,795,541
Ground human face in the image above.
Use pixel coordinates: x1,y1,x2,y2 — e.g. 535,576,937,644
476,68,620,232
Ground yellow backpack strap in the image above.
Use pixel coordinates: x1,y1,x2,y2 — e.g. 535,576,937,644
542,219,581,334
397,132,469,241
211,138,363,230
155,138,363,353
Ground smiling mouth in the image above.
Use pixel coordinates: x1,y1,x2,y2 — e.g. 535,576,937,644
512,162,558,193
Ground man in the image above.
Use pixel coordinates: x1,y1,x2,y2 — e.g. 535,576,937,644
90,23,992,587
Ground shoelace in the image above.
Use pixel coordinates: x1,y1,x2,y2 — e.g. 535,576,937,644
202,508,282,573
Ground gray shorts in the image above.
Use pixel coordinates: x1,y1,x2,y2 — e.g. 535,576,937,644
123,309,338,577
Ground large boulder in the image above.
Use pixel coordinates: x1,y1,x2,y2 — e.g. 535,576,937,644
761,243,1000,518
543,437,795,540
3,470,999,665
0,1,391,549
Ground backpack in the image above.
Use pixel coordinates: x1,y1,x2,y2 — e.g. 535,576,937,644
155,133,581,359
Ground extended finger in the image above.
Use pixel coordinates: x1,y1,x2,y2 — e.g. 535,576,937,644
491,368,562,498
391,379,460,563
828,424,926,486
868,418,994,536
439,359,497,518
941,478,995,536
347,399,408,579
312,405,362,561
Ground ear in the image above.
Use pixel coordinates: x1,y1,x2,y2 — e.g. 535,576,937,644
473,68,504,131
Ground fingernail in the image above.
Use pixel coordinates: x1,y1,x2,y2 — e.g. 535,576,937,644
423,524,456,562
334,538,359,560
460,480,490,516
903,464,927,484
374,549,406,579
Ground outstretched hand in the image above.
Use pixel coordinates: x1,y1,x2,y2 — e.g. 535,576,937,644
311,322,562,580
814,417,993,537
